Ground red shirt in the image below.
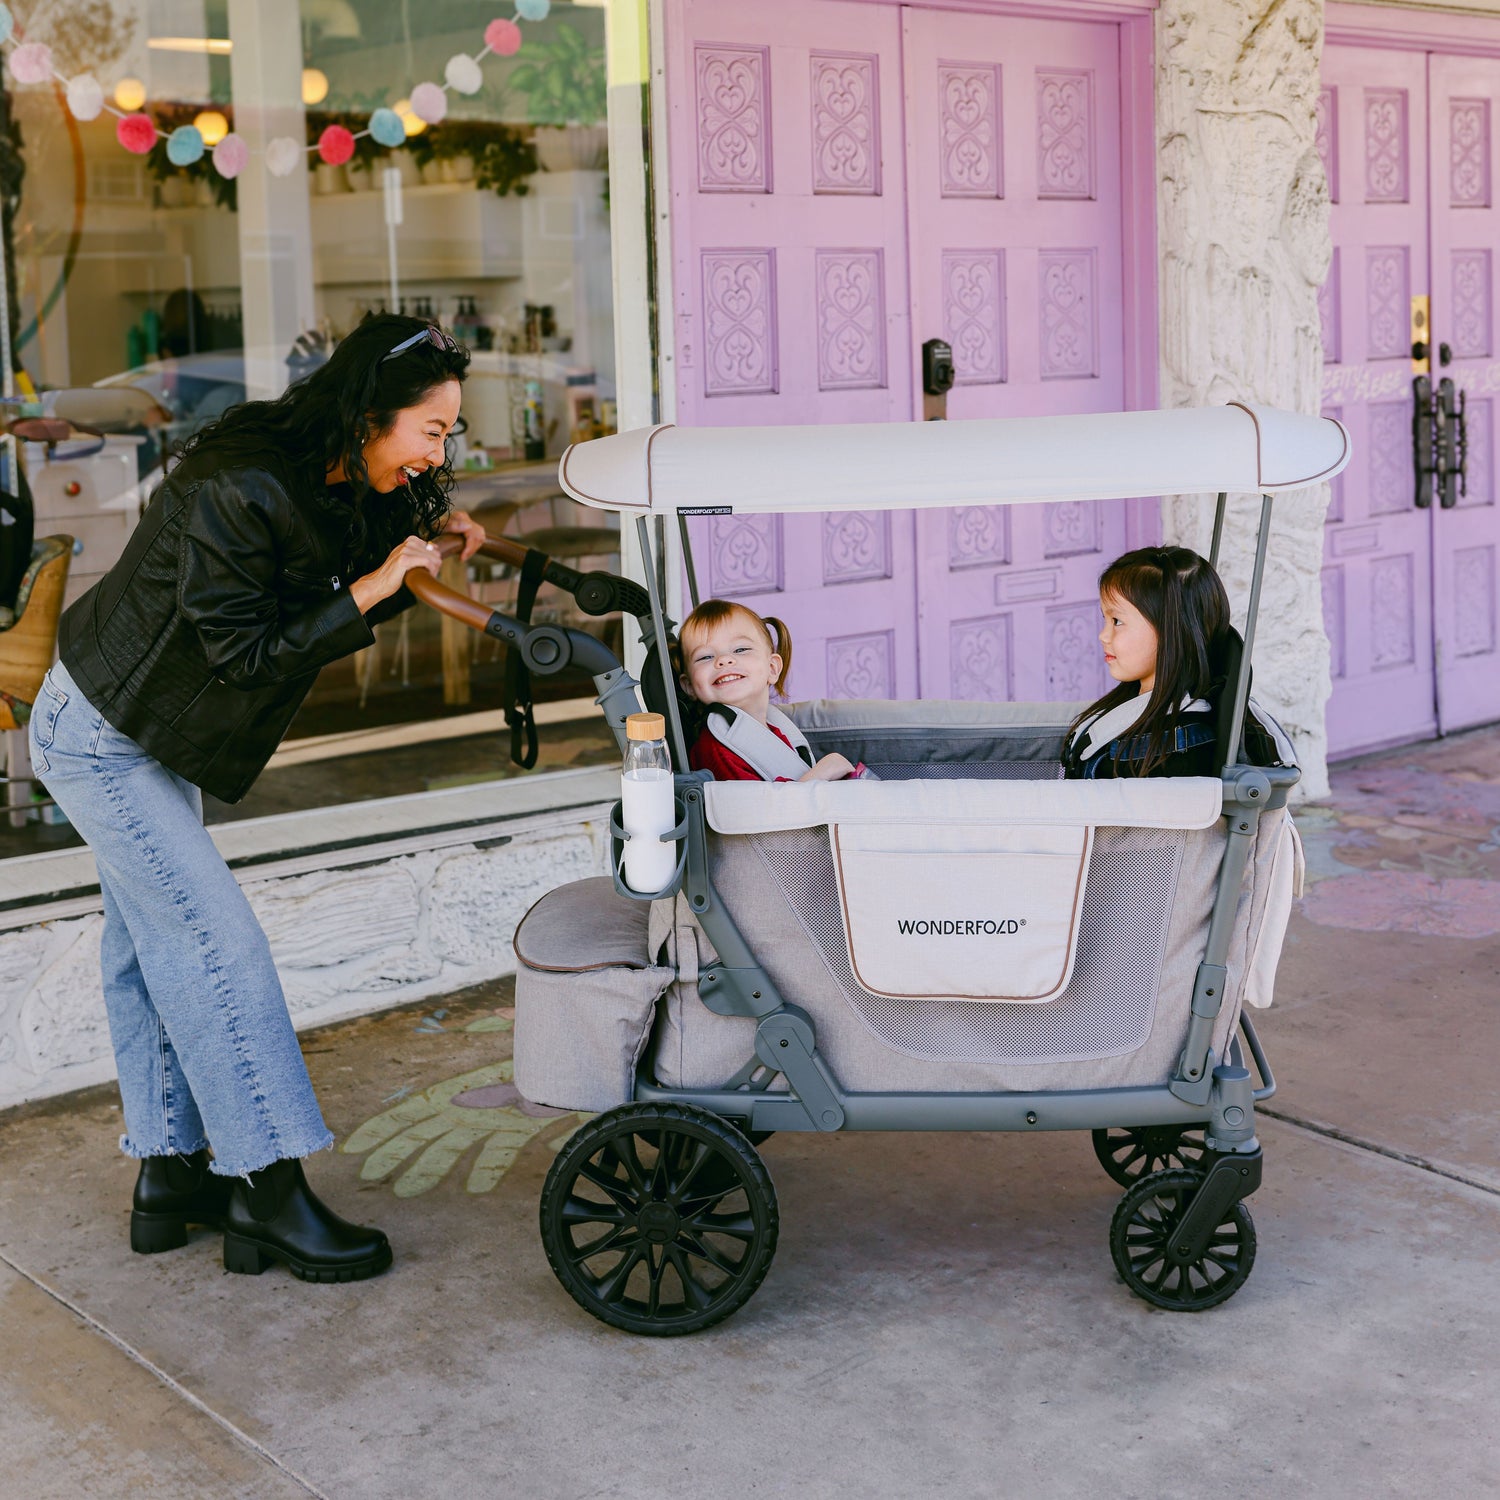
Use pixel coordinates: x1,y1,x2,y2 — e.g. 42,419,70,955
689,723,799,782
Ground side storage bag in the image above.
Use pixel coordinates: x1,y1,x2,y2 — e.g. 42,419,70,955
1241,812,1305,1009
513,877,677,1111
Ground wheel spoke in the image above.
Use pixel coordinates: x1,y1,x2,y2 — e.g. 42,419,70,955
669,1139,720,1203
676,1228,744,1277
560,1193,629,1227
645,1245,666,1316
591,1243,646,1306
611,1135,651,1196
688,1209,756,1241
577,1157,637,1210
664,1246,716,1312
565,1223,635,1265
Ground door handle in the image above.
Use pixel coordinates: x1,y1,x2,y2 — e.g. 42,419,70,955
1412,375,1435,509
1437,377,1467,509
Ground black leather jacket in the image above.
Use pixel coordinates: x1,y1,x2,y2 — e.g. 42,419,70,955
59,450,413,803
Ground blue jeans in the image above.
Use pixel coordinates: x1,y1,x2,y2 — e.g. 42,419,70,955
29,661,332,1175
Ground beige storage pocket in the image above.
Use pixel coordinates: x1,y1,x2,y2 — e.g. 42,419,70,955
831,822,1093,1003
1242,816,1304,1010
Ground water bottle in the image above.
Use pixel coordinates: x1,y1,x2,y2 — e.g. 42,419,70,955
621,712,676,893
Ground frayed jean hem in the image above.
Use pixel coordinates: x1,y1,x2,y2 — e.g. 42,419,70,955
207,1129,335,1178
119,1132,211,1160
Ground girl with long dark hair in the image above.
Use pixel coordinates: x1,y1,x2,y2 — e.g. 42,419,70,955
1063,546,1270,779
29,314,482,1284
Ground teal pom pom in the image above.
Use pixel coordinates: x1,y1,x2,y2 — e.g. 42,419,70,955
369,107,406,148
0,6,14,46
166,126,205,166
515,0,550,20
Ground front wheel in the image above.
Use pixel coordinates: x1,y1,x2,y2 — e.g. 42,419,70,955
538,1102,778,1336
1108,1168,1256,1311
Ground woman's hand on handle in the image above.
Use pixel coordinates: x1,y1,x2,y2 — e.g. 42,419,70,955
349,536,443,615
442,508,486,560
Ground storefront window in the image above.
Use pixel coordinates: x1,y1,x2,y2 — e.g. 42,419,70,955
0,0,622,854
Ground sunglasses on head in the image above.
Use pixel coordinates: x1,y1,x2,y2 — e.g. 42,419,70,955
383,325,460,361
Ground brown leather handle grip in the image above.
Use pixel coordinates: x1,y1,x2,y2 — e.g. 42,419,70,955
402,534,493,631
401,530,548,632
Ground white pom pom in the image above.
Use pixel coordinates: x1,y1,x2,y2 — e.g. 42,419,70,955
444,53,483,96
66,74,105,121
266,137,303,177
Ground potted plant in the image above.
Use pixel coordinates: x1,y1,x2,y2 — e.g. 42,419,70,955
506,23,607,171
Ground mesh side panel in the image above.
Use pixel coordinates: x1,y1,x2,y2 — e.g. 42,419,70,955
864,762,1062,781
750,829,1181,1065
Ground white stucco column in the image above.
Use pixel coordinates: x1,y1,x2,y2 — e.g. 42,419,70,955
1155,0,1333,797
228,0,316,401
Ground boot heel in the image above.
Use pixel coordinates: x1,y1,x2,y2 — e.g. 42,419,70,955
223,1234,272,1275
130,1212,188,1255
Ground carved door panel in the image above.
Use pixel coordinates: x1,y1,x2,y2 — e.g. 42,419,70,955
902,8,1128,702
1429,54,1500,735
667,0,918,699
1320,46,1437,755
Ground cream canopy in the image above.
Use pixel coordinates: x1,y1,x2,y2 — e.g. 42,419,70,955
558,403,1350,516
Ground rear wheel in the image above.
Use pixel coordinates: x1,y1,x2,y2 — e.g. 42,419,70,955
1109,1168,1256,1311
1091,1125,1207,1187
539,1102,778,1336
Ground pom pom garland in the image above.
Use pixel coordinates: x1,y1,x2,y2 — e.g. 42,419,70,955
66,74,105,121
317,125,356,166
445,53,483,95
266,137,302,177
4,8,553,180
116,114,157,155
7,40,50,83
167,126,205,167
212,133,249,179
410,81,447,125
485,18,523,56
369,108,406,148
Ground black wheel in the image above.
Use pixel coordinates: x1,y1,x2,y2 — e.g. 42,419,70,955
1109,1168,1257,1311
1091,1125,1207,1187
539,1102,778,1336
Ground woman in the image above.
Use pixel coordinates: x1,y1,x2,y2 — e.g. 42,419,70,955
30,314,482,1284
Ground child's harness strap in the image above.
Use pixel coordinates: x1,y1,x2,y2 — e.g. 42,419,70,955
705,704,815,781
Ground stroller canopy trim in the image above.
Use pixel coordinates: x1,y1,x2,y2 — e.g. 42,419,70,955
558,403,1350,516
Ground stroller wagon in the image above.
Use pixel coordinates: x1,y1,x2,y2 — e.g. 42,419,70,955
412,404,1350,1335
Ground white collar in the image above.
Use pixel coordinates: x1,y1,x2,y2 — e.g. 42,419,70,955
1071,694,1211,762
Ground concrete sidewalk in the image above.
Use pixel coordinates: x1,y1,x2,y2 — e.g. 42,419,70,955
3,729,1499,1500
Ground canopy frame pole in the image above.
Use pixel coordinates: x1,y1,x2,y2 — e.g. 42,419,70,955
678,513,701,610
636,515,689,769
1224,493,1273,770
1209,492,1227,570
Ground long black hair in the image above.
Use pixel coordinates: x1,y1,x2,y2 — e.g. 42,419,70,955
175,313,470,566
1069,546,1231,776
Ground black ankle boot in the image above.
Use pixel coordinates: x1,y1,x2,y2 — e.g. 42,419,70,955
223,1159,392,1283
130,1149,232,1254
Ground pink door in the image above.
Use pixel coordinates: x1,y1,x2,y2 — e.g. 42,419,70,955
1319,47,1438,754
903,8,1128,701
667,0,918,699
666,0,1150,703
1429,53,1500,735
1321,43,1500,755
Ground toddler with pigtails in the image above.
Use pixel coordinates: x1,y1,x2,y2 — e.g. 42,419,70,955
676,600,871,782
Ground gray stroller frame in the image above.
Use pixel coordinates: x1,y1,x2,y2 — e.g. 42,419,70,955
419,407,1347,1334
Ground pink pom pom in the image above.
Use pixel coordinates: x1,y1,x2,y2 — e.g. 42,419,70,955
410,81,447,125
318,125,355,166
484,18,522,56
212,133,249,179
116,113,157,155
8,42,54,85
